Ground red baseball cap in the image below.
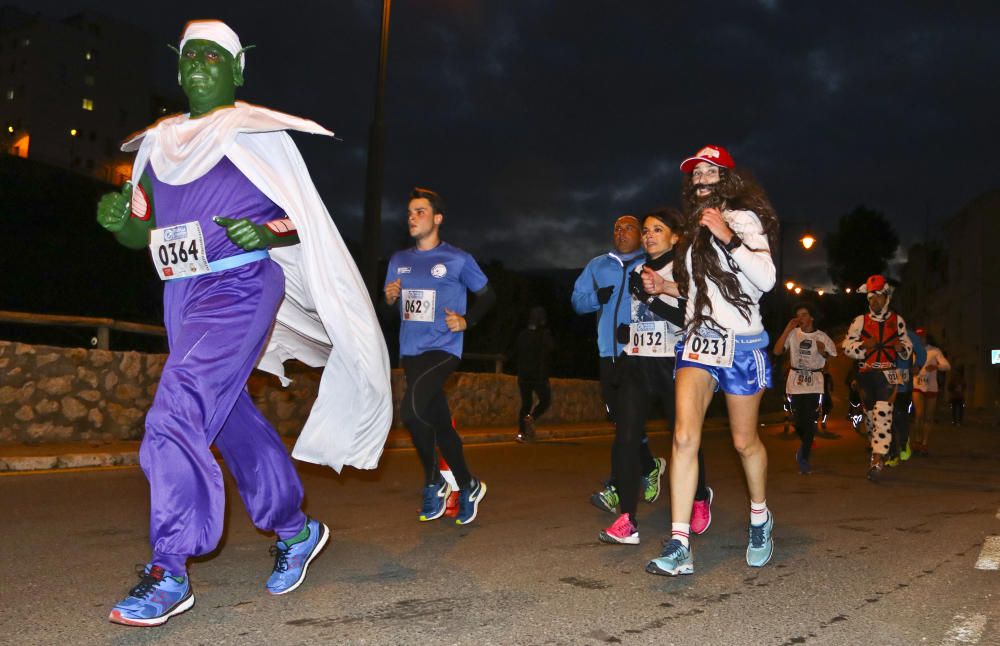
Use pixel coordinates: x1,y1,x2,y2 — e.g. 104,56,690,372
680,145,735,173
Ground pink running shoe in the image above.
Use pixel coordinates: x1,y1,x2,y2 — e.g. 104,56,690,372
690,486,713,535
598,513,640,545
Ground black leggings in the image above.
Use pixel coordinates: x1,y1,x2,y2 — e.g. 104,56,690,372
613,354,708,521
401,351,472,489
601,356,656,484
518,377,551,420
789,393,821,461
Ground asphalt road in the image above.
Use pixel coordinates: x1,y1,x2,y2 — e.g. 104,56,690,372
2,417,998,646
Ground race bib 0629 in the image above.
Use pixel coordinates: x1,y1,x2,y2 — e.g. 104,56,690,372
149,221,211,280
682,327,735,368
402,288,436,322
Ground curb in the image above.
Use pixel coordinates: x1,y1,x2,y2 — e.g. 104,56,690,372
0,415,773,474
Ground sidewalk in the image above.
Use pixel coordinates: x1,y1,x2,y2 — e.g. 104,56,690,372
0,416,756,473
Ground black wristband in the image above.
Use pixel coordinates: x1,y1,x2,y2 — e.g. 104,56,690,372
723,234,742,252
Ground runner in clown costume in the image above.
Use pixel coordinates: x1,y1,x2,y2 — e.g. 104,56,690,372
96,20,392,626
841,275,913,481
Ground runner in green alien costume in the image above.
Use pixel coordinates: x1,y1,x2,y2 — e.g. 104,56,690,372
97,20,392,627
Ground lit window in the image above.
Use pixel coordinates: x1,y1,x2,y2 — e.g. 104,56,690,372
85,50,93,61
82,98,94,111
5,89,12,100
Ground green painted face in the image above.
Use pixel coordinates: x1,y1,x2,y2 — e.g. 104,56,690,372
178,39,243,117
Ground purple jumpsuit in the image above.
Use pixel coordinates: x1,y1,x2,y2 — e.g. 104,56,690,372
142,157,306,576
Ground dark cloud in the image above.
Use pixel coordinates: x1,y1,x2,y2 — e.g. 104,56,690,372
14,1,1000,284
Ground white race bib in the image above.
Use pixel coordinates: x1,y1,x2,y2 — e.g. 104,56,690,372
794,369,816,388
149,221,211,280
682,327,735,368
402,288,436,322
626,321,670,357
884,369,904,385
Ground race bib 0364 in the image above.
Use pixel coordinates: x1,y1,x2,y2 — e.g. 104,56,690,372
149,221,211,280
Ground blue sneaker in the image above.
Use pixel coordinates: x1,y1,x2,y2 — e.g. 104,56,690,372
795,449,811,475
267,517,330,595
109,564,194,627
646,539,694,576
419,478,453,521
746,512,774,567
455,478,487,525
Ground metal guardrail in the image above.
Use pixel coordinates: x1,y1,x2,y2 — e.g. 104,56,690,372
0,310,507,371
0,310,165,350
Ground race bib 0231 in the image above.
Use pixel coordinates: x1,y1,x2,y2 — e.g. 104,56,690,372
402,288,436,322
149,221,211,280
682,326,735,368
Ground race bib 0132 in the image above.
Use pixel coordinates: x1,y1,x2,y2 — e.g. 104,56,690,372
626,321,670,357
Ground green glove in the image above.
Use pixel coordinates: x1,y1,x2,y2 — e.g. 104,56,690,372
96,181,132,233
214,216,271,251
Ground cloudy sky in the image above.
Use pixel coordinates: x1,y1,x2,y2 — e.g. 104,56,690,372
12,0,1000,286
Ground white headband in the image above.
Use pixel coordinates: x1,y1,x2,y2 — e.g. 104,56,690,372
179,20,245,71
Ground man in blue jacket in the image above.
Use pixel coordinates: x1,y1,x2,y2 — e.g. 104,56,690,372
887,325,925,465
572,215,666,512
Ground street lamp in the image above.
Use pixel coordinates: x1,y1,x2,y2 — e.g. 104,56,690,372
784,280,796,291
776,222,817,315
361,0,392,300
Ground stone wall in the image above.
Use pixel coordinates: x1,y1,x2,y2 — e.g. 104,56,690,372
0,340,606,445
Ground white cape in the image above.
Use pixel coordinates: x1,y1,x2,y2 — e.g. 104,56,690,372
123,102,393,472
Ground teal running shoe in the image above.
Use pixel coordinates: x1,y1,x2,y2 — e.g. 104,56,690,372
746,512,774,567
646,539,694,576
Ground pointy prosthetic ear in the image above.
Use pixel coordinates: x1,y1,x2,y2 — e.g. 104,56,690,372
232,45,255,87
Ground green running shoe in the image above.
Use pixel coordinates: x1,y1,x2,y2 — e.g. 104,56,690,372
590,484,619,514
643,457,667,503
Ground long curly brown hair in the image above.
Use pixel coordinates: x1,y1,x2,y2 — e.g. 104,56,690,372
673,167,779,331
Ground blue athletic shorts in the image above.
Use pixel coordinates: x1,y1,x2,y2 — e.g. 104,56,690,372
674,335,772,395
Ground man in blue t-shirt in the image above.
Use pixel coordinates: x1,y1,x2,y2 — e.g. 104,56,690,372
384,187,495,525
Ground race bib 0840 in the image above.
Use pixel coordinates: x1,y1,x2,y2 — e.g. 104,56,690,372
149,221,211,280
626,321,669,357
402,288,436,322
682,326,735,368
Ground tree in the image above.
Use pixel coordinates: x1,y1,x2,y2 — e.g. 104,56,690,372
825,205,900,289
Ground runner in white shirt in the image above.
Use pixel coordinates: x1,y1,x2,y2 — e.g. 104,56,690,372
910,328,951,456
645,145,778,577
772,305,836,474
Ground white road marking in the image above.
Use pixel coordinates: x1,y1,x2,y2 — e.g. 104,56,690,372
975,535,1000,571
940,614,987,645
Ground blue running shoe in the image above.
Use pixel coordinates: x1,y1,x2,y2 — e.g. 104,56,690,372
420,478,453,521
455,478,487,525
746,512,774,567
109,564,194,627
646,539,694,576
267,517,330,595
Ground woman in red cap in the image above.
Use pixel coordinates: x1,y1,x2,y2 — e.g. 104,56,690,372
647,145,779,576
